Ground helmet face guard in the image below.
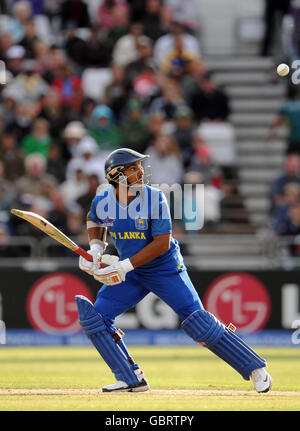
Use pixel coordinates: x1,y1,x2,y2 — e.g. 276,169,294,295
104,149,151,189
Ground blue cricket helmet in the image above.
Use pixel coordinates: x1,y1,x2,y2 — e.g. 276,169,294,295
104,148,150,183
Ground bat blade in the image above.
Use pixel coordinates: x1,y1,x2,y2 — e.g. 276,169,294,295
10,209,95,262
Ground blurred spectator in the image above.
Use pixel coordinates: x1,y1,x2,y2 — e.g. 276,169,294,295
2,1,32,44
120,99,149,151
146,134,183,186
65,204,86,239
187,71,231,122
105,3,131,47
65,135,98,179
51,61,83,111
20,117,51,158
0,160,19,211
140,111,167,152
273,182,300,225
61,120,87,161
0,133,25,181
38,90,67,138
187,144,224,189
172,106,195,168
48,191,68,232
83,26,112,68
164,0,199,33
149,77,187,120
63,22,89,67
79,98,97,128
153,20,201,70
46,141,66,183
260,0,291,56
5,100,35,142
16,152,57,196
97,0,129,31
0,96,17,128
3,60,50,102
270,154,300,212
60,162,89,205
141,0,165,41
131,60,159,108
32,40,52,75
60,0,91,29
273,201,300,257
125,36,154,83
19,19,39,59
5,45,26,77
104,63,130,123
112,22,151,67
267,97,300,154
180,57,208,101
0,33,14,62
77,173,100,215
88,104,122,152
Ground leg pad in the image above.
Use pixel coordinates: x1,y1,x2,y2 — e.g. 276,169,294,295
76,295,139,387
182,310,266,380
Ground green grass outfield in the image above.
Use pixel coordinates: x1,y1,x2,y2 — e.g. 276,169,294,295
0,346,299,411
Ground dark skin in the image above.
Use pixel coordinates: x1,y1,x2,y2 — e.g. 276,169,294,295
87,161,170,269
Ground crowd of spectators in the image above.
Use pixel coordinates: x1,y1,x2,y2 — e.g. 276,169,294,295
0,0,235,257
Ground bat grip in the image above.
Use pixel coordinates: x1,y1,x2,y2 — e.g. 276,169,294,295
76,247,104,268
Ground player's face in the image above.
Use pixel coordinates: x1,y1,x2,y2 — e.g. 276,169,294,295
124,161,144,185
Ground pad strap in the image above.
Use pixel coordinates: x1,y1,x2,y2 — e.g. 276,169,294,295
182,310,266,380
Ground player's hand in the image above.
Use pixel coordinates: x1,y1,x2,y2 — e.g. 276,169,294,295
93,258,134,285
79,249,102,275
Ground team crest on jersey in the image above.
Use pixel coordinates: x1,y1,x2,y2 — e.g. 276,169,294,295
135,216,148,230
102,217,114,227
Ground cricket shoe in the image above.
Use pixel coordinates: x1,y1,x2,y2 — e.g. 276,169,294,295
102,370,150,393
250,368,272,393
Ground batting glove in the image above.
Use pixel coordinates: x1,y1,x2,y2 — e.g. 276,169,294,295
93,258,134,285
79,244,103,275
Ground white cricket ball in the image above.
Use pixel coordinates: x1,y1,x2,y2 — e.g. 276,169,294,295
277,63,290,77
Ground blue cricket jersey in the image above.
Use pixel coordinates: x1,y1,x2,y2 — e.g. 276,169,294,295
89,184,186,272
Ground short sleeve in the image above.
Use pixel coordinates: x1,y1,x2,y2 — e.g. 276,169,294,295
89,195,104,225
150,191,172,236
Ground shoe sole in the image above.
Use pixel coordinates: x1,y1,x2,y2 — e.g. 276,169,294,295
102,383,150,393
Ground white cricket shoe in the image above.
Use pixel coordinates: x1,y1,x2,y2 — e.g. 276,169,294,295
250,368,272,393
102,370,150,393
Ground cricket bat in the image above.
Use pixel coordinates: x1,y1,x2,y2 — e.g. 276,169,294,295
11,209,104,267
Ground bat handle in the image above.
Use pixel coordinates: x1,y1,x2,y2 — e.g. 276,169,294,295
75,247,104,268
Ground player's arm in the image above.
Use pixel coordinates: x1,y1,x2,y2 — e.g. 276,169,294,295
79,212,108,274
129,233,170,268
86,211,107,250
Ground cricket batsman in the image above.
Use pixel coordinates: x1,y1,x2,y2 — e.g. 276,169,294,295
76,148,272,393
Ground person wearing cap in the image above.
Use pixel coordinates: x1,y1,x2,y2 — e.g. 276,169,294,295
75,147,273,394
6,45,26,77
88,104,122,153
62,121,87,160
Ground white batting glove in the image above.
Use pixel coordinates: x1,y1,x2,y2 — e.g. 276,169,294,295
79,244,103,275
93,258,134,285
